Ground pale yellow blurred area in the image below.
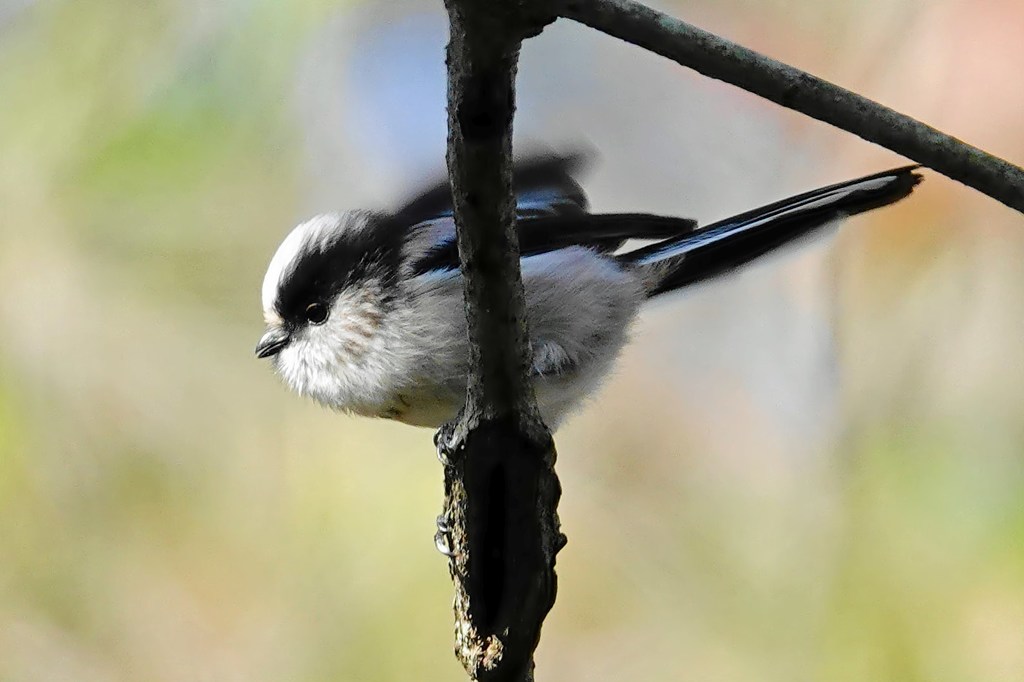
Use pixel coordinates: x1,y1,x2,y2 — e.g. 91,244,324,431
1,0,1023,681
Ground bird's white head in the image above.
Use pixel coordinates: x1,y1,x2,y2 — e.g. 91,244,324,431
256,211,404,412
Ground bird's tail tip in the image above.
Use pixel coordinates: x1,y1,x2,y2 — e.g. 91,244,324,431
630,164,925,298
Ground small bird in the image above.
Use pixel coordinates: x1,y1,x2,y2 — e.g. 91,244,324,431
257,156,921,429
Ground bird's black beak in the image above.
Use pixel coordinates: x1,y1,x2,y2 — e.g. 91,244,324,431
255,327,290,358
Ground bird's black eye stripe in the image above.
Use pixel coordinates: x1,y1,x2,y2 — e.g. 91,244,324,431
274,213,405,326
305,302,329,325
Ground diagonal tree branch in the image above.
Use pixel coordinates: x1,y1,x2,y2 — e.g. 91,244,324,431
558,0,1024,214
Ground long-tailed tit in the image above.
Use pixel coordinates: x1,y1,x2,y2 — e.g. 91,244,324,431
257,156,921,428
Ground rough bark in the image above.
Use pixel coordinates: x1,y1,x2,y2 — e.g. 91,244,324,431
438,1,563,680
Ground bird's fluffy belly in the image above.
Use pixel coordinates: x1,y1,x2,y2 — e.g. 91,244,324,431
381,247,646,428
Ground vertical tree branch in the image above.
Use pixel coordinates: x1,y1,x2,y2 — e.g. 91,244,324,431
439,1,562,680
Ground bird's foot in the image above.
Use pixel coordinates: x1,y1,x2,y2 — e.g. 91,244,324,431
434,512,455,557
434,421,459,467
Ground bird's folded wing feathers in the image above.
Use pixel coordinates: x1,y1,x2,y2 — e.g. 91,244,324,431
408,212,699,276
394,154,590,226
402,154,697,276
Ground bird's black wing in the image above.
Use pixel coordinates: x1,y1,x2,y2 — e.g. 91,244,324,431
402,154,697,275
409,212,698,276
394,154,590,226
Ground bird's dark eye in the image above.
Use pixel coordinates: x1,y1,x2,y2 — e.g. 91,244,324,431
305,302,329,325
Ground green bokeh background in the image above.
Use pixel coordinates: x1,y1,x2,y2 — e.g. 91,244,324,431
1,0,1023,680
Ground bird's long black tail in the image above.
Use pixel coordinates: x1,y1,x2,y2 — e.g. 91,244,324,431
620,166,923,297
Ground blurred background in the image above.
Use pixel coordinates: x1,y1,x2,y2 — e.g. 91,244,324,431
1,0,1023,679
